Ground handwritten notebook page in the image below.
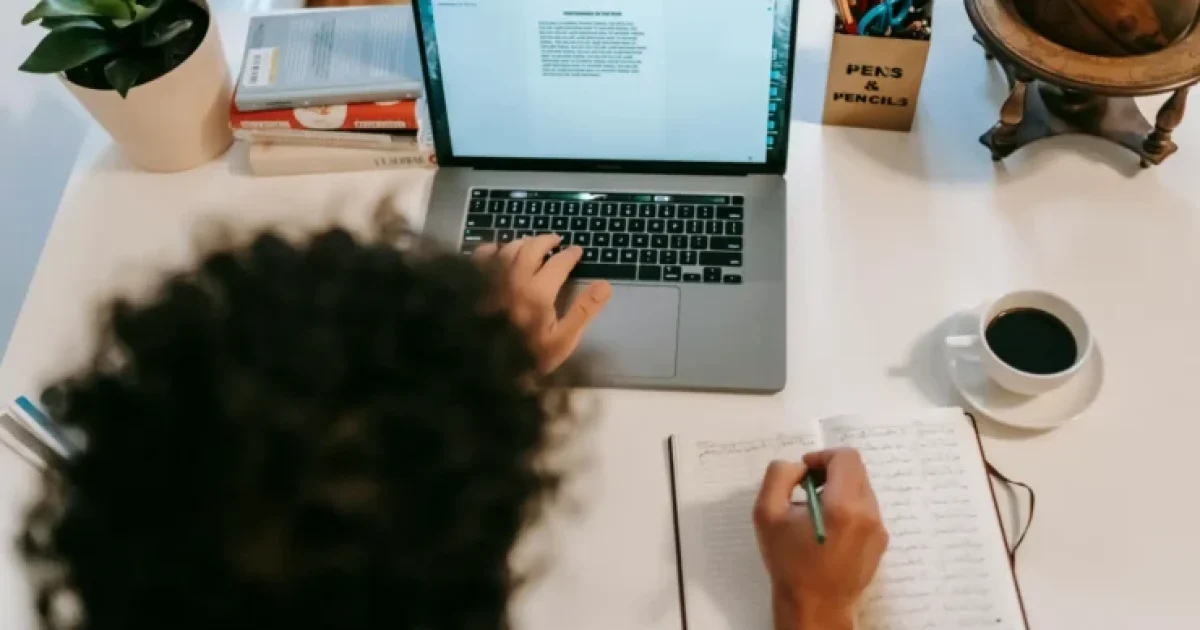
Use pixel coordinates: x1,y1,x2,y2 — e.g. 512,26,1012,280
671,432,821,630
820,411,1027,630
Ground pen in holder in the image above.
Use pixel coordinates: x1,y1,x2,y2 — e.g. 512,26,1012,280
823,0,933,132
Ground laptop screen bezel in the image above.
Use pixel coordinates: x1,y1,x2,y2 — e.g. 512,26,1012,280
410,1,799,176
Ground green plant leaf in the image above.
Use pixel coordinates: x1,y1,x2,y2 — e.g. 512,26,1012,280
73,0,133,19
39,15,95,28
22,1,50,25
130,0,165,24
103,57,142,97
142,18,191,47
21,0,132,25
17,25,118,74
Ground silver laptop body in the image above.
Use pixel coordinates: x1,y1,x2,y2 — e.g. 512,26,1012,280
412,0,799,393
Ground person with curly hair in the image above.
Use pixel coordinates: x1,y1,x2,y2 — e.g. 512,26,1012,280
18,223,887,630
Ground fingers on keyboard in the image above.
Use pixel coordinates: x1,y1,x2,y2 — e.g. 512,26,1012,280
465,190,747,284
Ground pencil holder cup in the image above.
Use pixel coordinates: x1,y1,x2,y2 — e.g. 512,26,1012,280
822,9,933,132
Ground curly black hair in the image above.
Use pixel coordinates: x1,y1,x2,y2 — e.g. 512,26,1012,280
20,215,583,630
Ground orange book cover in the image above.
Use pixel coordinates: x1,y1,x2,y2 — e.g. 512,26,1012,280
230,100,419,131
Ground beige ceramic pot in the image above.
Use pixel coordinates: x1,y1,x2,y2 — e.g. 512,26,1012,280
62,2,233,172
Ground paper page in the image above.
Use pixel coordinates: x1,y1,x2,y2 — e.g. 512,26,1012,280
820,410,1026,630
672,432,821,630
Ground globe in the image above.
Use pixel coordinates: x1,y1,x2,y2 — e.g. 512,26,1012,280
1015,0,1200,56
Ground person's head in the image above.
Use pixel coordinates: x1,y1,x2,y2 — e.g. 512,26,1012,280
20,218,586,630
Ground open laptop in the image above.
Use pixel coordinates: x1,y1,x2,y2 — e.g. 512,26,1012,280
412,0,797,393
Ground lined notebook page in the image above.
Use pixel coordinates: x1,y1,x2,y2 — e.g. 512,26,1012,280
671,432,820,630
820,411,1027,630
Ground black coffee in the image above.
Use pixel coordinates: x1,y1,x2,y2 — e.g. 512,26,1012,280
984,308,1078,375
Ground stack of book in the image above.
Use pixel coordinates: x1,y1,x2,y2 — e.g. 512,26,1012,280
229,6,435,177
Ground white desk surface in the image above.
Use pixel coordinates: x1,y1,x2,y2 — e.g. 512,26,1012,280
3,3,1200,629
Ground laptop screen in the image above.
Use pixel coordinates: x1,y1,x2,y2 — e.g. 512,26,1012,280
414,0,796,169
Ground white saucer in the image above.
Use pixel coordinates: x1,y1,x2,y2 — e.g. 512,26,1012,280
944,308,1104,431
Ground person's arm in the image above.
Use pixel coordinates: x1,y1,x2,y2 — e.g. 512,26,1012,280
753,450,889,630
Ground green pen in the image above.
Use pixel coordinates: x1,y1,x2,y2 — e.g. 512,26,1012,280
802,474,826,544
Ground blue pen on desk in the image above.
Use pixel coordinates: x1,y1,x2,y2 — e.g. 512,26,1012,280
1,396,71,469
9,396,74,459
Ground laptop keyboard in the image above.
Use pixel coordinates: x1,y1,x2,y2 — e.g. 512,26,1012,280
460,189,745,284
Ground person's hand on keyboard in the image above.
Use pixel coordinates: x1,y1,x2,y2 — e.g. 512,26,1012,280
476,234,612,373
753,449,888,630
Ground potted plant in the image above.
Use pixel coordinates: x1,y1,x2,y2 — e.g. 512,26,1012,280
18,0,233,172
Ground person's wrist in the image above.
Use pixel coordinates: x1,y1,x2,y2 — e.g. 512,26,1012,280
772,587,855,630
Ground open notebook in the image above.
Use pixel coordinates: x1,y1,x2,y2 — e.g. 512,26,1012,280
669,408,1029,630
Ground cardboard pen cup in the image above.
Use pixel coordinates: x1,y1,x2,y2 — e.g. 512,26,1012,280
822,17,931,132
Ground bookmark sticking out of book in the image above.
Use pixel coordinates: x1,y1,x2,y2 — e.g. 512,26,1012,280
0,396,76,469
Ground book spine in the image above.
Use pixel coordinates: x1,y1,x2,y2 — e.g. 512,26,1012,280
234,86,424,113
248,146,436,177
233,128,417,151
229,100,419,131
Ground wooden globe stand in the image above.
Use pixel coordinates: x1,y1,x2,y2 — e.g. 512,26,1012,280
965,0,1200,168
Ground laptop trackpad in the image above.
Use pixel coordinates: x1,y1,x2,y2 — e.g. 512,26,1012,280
570,284,679,379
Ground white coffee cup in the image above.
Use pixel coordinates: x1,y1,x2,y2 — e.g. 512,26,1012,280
947,290,1093,396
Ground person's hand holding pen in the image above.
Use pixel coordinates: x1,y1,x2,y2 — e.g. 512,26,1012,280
753,449,889,630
